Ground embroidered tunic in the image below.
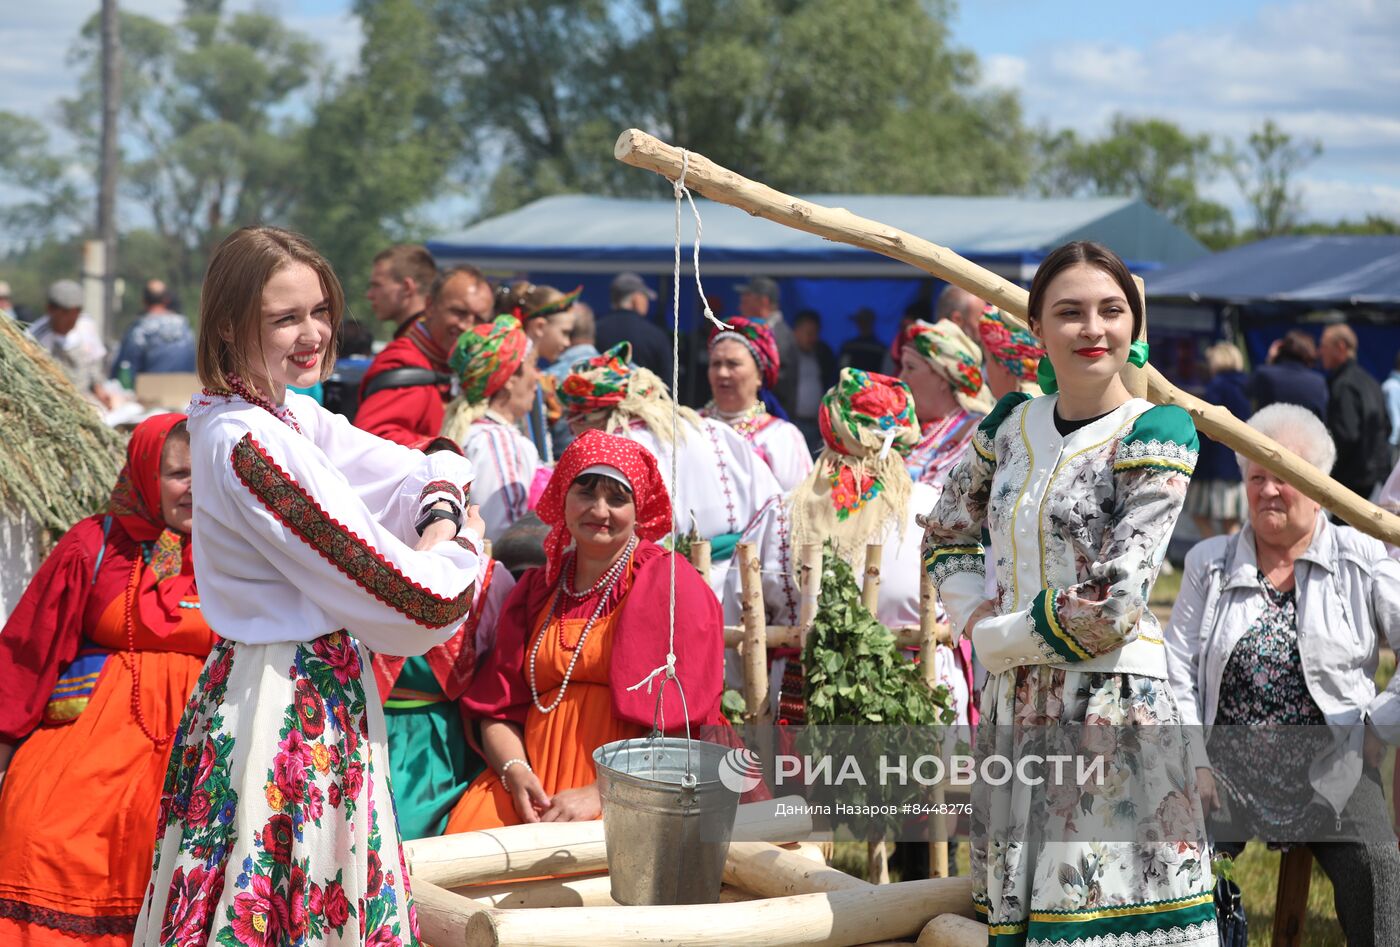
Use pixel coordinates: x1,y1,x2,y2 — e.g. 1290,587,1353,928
701,406,813,492
923,392,1216,947
905,408,981,490
461,414,543,541
133,391,482,947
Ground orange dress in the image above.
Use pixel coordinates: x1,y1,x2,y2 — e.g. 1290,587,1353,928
445,577,646,832
0,591,214,945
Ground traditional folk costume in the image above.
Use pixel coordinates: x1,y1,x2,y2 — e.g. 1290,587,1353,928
923,391,1216,946
446,431,736,833
702,317,813,491
443,316,544,541
896,319,993,490
133,384,482,947
354,319,455,449
557,342,783,595
976,305,1046,400
370,562,517,840
723,369,970,726
0,415,215,946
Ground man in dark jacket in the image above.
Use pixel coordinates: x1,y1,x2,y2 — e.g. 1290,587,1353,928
1247,329,1329,420
1320,322,1392,499
593,272,672,379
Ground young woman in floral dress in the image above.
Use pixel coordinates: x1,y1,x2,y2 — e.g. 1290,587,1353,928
132,226,485,947
922,241,1217,946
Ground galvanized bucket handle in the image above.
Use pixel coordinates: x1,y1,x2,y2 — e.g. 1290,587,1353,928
649,673,698,794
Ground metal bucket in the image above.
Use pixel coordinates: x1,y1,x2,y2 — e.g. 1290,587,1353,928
593,736,740,905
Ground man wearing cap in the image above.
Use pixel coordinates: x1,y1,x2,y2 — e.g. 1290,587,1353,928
593,272,672,380
737,276,798,416
110,279,196,380
28,279,113,410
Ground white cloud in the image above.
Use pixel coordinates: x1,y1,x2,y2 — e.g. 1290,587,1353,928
995,0,1400,222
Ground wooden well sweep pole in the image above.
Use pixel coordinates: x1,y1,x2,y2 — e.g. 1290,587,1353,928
737,541,771,725
613,128,1400,548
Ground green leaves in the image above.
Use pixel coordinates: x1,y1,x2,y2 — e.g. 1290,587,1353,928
801,542,953,728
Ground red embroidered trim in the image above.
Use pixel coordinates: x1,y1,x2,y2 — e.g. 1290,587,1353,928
453,536,479,554
420,480,464,505
231,434,475,628
0,896,137,935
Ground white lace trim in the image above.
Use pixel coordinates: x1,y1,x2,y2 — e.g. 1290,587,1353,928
1114,437,1198,469
1026,920,1217,947
928,552,984,586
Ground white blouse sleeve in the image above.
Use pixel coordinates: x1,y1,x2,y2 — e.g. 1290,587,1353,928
293,393,473,539
221,425,482,654
471,560,518,660
764,422,814,492
463,425,538,542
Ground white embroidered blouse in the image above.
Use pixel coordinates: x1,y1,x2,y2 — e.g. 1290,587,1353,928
923,392,1199,678
187,391,483,651
461,413,543,542
701,407,814,492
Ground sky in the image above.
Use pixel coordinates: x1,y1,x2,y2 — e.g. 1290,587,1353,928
3,0,1398,230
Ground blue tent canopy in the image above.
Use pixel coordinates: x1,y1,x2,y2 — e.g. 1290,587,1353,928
1147,235,1400,307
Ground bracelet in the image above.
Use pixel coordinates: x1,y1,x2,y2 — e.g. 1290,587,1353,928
499,758,531,782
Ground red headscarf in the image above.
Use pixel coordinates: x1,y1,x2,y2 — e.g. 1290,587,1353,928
107,412,198,634
536,429,673,583
709,316,780,390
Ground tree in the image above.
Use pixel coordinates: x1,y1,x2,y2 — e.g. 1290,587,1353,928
294,0,464,307
0,113,88,241
430,0,1030,216
1227,119,1322,238
62,2,322,303
1031,116,1235,248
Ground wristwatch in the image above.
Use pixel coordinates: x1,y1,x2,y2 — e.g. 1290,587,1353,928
415,500,461,537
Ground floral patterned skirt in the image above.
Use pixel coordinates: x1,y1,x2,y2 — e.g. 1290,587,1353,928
132,633,418,947
972,667,1217,947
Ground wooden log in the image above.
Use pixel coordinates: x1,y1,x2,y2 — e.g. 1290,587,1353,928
860,543,883,612
412,879,489,947
722,841,871,898
1272,847,1312,947
463,876,977,947
737,541,771,725
451,873,757,909
867,837,891,886
405,796,814,888
689,538,712,586
916,914,988,947
613,128,1400,548
723,623,936,649
918,571,951,879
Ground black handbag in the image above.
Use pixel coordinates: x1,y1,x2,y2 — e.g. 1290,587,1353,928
1213,874,1247,946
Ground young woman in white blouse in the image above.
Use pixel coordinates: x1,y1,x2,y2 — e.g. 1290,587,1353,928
134,227,485,947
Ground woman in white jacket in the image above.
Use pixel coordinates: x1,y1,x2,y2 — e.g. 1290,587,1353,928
1164,403,1400,946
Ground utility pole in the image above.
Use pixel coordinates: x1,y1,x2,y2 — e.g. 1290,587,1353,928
95,0,121,342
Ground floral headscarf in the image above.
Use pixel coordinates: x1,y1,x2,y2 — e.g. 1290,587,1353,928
978,305,1045,389
897,319,993,414
536,429,674,583
559,342,703,445
449,315,531,404
709,317,780,390
792,369,919,554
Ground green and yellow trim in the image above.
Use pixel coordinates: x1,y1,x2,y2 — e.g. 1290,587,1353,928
1030,588,1093,662
1113,455,1195,475
1026,890,1216,943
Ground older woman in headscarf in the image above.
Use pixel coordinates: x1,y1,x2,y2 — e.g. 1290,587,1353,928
722,368,971,726
442,315,546,541
896,319,994,489
559,341,783,595
445,430,735,831
702,316,813,490
1164,403,1400,945
0,414,217,945
976,305,1045,400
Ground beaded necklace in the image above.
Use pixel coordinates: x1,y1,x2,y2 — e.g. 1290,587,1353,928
528,534,639,714
704,400,767,438
203,373,302,433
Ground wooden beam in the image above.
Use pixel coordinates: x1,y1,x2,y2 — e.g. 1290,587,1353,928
614,128,1400,548
722,841,871,899
689,538,712,586
916,914,989,947
405,796,814,888
737,541,771,725
462,877,977,947
412,879,488,947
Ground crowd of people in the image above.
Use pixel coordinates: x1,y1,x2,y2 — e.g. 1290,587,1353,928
1,230,1399,947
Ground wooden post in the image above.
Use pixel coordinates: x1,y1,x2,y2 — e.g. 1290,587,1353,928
689,538,712,586
861,543,890,884
613,128,1400,548
796,542,823,630
1121,274,1150,399
920,571,951,880
411,879,488,947
1272,847,1312,947
736,541,770,726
